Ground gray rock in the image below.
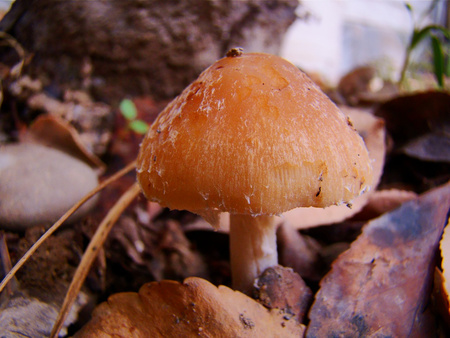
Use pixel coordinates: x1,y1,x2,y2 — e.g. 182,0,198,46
0,143,98,230
0,291,88,337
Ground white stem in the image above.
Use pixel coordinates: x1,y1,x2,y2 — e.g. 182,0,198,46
229,214,278,293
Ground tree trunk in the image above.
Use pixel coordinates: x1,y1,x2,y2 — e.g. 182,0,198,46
0,0,298,102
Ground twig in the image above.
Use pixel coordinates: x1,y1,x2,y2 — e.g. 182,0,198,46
0,232,19,296
0,160,137,294
50,182,141,337
0,31,26,78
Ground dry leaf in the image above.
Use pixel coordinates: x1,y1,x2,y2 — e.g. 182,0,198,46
0,228,88,336
24,114,106,172
154,220,209,281
433,268,450,330
0,292,87,337
374,91,450,192
337,66,398,106
439,217,450,320
277,223,323,282
253,265,312,323
27,91,113,156
374,91,450,148
337,66,377,106
108,215,208,285
402,132,450,163
75,277,305,337
354,188,418,221
307,182,450,337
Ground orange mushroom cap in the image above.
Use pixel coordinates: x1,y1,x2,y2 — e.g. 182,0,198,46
137,52,373,217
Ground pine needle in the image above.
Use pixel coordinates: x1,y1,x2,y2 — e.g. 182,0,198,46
50,182,141,337
0,160,137,294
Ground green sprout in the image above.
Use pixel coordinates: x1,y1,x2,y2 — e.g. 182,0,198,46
400,1,449,89
119,99,149,134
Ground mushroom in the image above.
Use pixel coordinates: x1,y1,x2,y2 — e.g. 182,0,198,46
136,51,373,293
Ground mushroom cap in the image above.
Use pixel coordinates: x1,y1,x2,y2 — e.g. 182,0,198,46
137,53,373,216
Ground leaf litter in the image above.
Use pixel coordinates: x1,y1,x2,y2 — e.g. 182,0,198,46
438,215,450,327
307,182,450,337
74,277,305,337
1,27,449,336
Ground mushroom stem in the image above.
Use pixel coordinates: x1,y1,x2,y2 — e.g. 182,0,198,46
229,214,278,293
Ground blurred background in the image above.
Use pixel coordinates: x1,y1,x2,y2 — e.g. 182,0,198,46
281,0,448,85
1,0,447,100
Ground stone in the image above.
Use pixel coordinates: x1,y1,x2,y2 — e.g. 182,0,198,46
0,143,98,230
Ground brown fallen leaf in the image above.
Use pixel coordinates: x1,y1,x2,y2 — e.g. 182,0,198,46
439,218,450,322
374,93,450,193
23,114,106,173
75,277,305,337
307,182,450,337
277,222,323,282
27,90,113,156
0,292,88,337
433,268,450,331
354,188,418,221
402,132,450,163
374,91,450,148
337,66,398,106
253,265,313,323
337,66,377,106
0,228,88,336
154,220,209,281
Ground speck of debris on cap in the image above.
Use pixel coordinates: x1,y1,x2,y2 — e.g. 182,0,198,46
226,47,244,57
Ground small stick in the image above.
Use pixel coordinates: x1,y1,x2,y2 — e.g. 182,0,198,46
0,232,19,296
50,182,141,337
0,160,137,294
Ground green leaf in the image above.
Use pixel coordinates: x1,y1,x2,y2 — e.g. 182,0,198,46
119,99,138,120
446,52,450,77
129,120,149,134
431,34,445,88
405,3,413,13
410,28,430,50
410,25,450,51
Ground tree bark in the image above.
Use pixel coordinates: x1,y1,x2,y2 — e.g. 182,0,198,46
0,0,298,102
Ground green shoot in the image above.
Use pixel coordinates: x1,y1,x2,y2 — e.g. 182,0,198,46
119,99,149,135
400,1,449,89
119,99,138,120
